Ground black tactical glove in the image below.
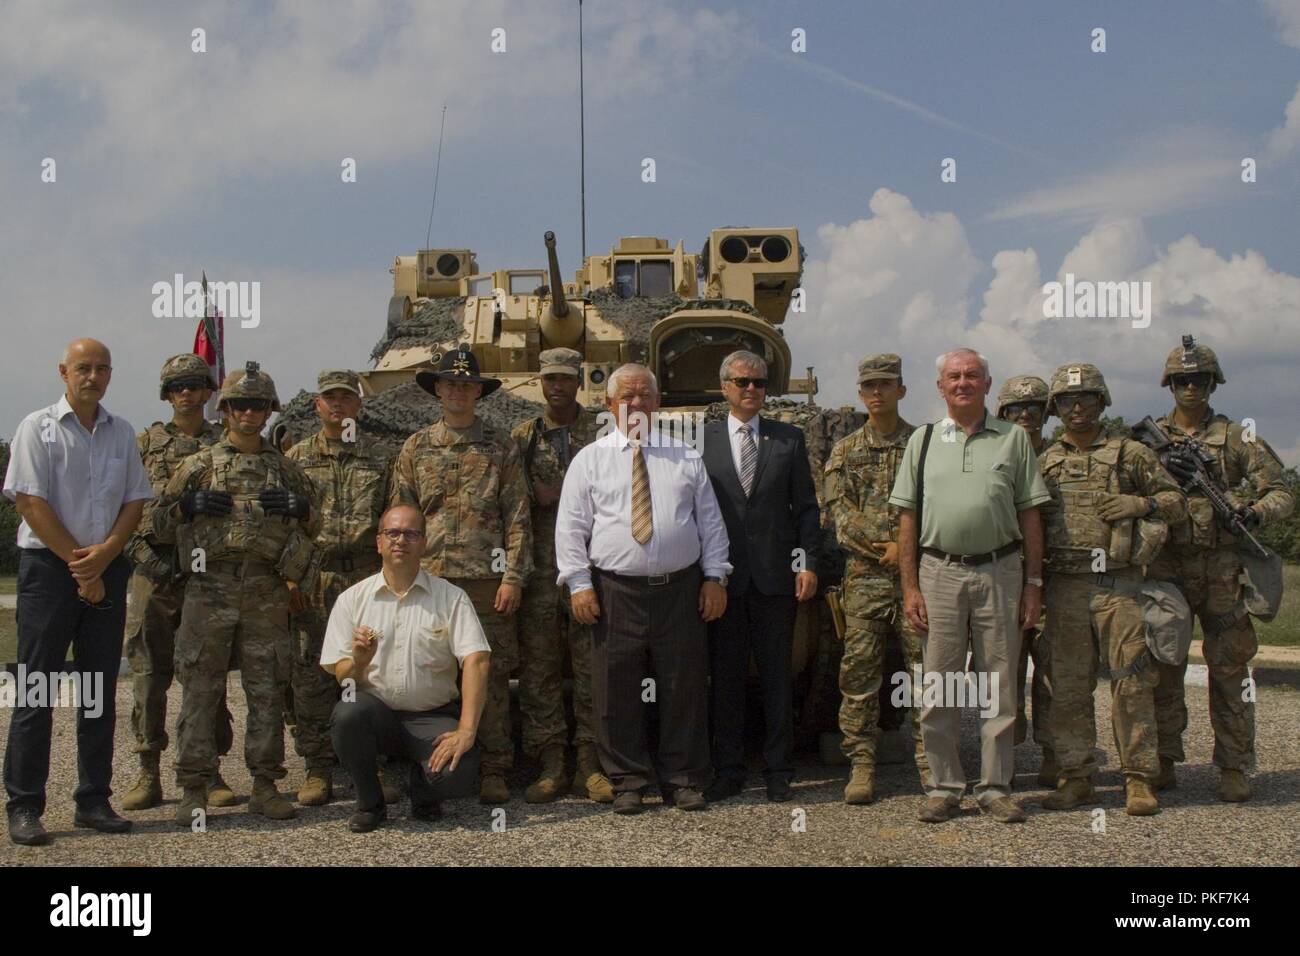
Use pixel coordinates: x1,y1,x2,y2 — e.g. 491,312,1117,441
259,487,310,519
1235,505,1261,528
180,489,233,518
1164,450,1198,483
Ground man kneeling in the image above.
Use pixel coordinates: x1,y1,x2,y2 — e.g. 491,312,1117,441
321,505,491,832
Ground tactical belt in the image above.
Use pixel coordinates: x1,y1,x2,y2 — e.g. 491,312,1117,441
321,553,381,574
593,565,697,588
922,541,1020,566
206,558,277,579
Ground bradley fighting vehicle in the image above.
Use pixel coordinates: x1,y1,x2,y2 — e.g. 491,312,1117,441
368,227,814,406
336,228,897,765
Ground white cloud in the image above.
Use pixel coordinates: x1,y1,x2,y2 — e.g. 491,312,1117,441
1265,81,1300,160
1262,0,1300,48
797,191,1300,464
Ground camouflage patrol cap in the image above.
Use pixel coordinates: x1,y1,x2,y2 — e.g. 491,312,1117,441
1047,363,1111,414
158,353,217,399
857,353,903,384
539,347,583,377
1160,335,1225,387
996,375,1049,417
218,360,281,412
317,369,362,395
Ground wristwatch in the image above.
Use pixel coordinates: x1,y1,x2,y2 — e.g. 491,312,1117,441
1145,496,1159,517
1025,576,1044,588
704,574,728,587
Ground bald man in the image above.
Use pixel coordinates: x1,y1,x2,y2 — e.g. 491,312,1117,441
3,339,155,845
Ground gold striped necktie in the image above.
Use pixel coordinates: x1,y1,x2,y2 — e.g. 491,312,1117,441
631,440,654,544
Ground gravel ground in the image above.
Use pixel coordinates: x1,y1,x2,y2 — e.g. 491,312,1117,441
2,679,1296,867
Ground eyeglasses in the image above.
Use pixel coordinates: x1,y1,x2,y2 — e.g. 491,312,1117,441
728,377,768,390
379,529,424,542
226,399,270,413
167,379,209,394
1170,373,1212,390
1002,402,1045,418
1056,394,1102,411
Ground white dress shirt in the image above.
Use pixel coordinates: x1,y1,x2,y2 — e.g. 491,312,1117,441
321,569,491,713
554,426,732,593
727,412,761,479
3,395,154,550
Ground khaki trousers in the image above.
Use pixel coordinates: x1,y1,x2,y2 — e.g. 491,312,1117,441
917,549,1023,804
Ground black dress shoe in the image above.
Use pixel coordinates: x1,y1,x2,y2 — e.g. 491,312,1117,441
411,800,442,821
612,791,644,815
766,778,794,803
74,803,132,834
704,777,744,802
8,809,50,846
348,806,388,833
672,787,707,811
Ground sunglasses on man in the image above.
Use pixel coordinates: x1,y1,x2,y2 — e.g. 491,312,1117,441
226,398,271,413
166,379,209,395
1170,373,1213,390
727,377,768,390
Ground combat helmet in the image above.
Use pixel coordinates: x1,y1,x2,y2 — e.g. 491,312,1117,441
1047,363,1111,415
996,375,1049,418
218,361,281,412
1160,334,1225,387
158,353,217,400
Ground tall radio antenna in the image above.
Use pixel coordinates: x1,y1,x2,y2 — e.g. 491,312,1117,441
579,0,587,260
425,104,448,249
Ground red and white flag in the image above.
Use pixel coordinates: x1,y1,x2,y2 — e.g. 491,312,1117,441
195,272,225,420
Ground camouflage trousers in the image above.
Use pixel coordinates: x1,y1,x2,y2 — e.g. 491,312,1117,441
837,574,928,780
174,567,292,788
1043,569,1158,782
518,571,595,757
1014,623,1053,752
124,571,233,761
447,578,517,776
1148,548,1257,772
289,567,369,772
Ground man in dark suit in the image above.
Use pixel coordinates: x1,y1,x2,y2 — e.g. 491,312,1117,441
702,351,821,803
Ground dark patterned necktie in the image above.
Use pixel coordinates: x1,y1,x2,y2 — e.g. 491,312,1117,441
739,423,757,496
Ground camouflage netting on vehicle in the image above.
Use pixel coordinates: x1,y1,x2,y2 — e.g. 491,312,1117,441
589,291,766,363
273,382,547,454
368,297,467,365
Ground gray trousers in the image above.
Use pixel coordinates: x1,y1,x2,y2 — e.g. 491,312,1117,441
917,550,1023,805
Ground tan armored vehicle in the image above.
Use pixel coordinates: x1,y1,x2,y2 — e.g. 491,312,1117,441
366,228,815,407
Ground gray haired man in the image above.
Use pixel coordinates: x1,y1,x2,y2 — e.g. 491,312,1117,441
889,348,1050,824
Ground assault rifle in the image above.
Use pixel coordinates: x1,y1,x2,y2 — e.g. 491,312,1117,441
1131,415,1270,559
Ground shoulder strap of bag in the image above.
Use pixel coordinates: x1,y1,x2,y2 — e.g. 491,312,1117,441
914,424,934,570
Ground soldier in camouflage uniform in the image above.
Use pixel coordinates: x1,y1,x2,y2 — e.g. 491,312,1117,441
122,354,237,811
823,354,929,804
1145,338,1294,802
154,363,320,827
390,346,532,805
1038,364,1185,817
995,374,1057,786
284,370,394,806
510,348,612,804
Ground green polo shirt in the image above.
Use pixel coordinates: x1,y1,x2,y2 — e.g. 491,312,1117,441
888,411,1050,554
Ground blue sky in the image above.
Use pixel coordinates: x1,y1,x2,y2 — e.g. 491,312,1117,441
3,0,1298,461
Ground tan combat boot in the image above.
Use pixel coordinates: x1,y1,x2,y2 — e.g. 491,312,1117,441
122,755,163,811
1041,777,1096,810
525,746,569,804
207,766,237,808
175,786,207,829
249,778,297,820
844,763,875,805
1035,749,1060,789
479,773,510,805
298,770,333,807
1125,777,1160,816
573,744,614,803
1153,756,1176,792
1219,769,1252,803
